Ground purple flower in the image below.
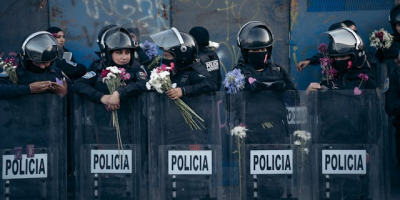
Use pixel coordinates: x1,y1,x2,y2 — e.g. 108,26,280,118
358,73,369,81
319,57,333,67
223,69,245,94
318,43,328,54
142,40,159,59
55,77,63,85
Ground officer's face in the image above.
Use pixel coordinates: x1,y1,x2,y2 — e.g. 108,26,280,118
112,49,131,65
248,48,267,53
32,62,51,69
54,31,65,48
163,51,174,60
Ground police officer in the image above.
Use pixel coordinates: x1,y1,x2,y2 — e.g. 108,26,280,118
0,31,68,99
46,27,87,80
150,27,217,199
233,21,297,199
385,4,400,166
189,26,222,89
307,27,377,200
73,26,147,110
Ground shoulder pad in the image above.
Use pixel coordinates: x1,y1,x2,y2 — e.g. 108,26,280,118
65,59,77,67
82,71,96,79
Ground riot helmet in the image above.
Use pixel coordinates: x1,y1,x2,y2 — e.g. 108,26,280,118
237,21,274,63
96,25,118,50
150,27,199,69
324,27,366,71
98,26,135,66
20,31,62,64
389,4,400,37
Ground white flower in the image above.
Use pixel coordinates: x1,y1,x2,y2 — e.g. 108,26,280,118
231,125,248,138
294,140,301,145
303,148,309,155
171,83,177,88
293,130,311,141
146,82,152,90
106,66,121,74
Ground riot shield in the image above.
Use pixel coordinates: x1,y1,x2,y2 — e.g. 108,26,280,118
72,94,144,199
308,89,387,200
228,90,310,199
147,92,223,200
0,94,67,199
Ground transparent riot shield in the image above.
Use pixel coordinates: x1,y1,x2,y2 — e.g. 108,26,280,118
228,90,311,199
147,92,223,200
308,89,388,200
0,94,67,199
72,94,143,200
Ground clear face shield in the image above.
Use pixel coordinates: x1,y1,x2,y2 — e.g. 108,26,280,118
105,31,134,50
320,28,363,57
150,28,183,50
23,32,63,63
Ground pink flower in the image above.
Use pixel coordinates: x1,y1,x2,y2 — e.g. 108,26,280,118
123,73,130,80
160,64,168,72
347,61,352,69
51,33,58,37
327,68,338,79
319,57,333,67
358,73,369,81
248,77,257,84
318,43,328,54
170,62,175,71
354,87,362,95
100,69,110,78
239,123,247,128
375,31,384,41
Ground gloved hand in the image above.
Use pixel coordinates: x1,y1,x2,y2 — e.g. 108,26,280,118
269,80,286,92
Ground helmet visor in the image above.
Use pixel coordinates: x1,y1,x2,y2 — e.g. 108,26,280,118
324,28,363,56
150,28,183,49
25,33,61,63
105,32,134,50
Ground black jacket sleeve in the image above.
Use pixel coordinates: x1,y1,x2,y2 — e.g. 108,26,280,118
307,53,323,66
56,59,87,80
135,46,151,65
73,74,105,103
0,77,31,99
385,70,400,116
182,72,218,96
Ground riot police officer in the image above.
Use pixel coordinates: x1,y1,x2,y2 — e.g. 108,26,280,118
232,21,297,199
122,23,151,66
0,31,68,99
307,27,378,200
189,26,222,89
73,26,147,110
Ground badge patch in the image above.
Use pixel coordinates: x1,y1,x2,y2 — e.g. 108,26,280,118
382,78,389,93
66,60,77,67
138,72,147,80
82,71,96,79
205,60,219,72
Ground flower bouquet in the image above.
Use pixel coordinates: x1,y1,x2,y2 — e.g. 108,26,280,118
231,124,248,198
223,68,245,94
370,28,393,49
141,40,162,70
318,43,337,83
0,57,18,84
354,73,369,95
146,63,205,130
100,66,130,155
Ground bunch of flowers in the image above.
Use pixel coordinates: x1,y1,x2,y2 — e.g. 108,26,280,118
146,63,205,130
0,57,18,84
100,66,131,155
370,28,393,49
354,73,369,95
141,40,162,71
293,130,311,193
231,123,248,199
318,43,337,82
223,68,245,94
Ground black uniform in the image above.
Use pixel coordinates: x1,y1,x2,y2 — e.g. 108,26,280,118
57,48,87,80
198,46,221,90
0,61,68,99
385,67,400,163
73,59,147,103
